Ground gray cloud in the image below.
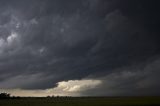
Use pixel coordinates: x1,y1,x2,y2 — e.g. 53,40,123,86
0,0,160,96
82,57,160,96
2,57,160,97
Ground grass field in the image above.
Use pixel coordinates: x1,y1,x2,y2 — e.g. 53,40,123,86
0,97,160,106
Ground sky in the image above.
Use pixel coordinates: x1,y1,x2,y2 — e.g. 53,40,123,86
0,0,160,97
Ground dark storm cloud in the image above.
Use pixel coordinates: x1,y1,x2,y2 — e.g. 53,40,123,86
0,0,160,96
83,57,160,96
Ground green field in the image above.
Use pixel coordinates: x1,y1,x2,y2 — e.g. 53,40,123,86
0,97,160,106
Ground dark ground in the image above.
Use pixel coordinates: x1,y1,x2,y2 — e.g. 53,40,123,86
0,97,160,106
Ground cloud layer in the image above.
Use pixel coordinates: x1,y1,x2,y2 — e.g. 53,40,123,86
1,79,102,97
0,0,160,96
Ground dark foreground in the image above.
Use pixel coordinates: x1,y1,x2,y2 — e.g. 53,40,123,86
0,97,160,106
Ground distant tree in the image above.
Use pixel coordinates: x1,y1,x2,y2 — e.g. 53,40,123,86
12,96,21,99
47,96,51,98
0,93,10,99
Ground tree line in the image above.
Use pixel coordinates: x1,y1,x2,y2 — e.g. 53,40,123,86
0,92,73,99
0,93,11,99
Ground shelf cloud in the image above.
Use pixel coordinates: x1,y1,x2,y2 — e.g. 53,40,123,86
0,0,160,96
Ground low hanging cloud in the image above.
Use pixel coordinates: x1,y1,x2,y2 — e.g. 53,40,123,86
1,79,102,97
57,80,102,92
83,57,160,96
0,0,160,97
2,57,160,97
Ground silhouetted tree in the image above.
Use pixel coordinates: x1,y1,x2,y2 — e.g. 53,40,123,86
47,96,51,98
0,93,10,99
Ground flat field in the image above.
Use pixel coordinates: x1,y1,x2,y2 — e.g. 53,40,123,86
0,97,160,106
